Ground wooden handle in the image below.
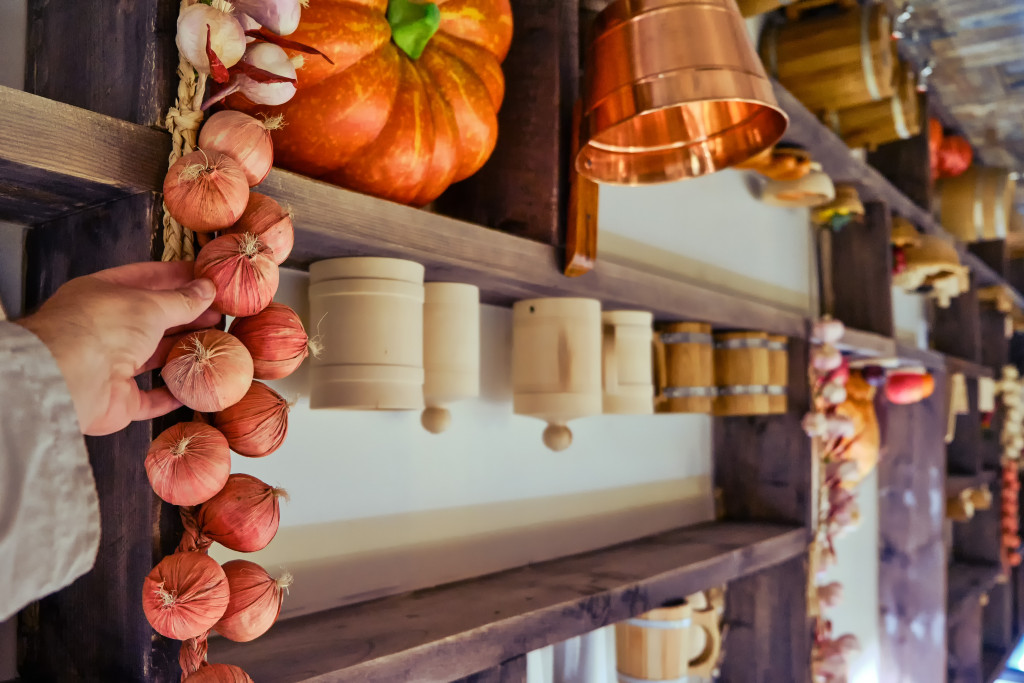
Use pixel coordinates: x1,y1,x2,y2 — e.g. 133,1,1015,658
565,100,599,277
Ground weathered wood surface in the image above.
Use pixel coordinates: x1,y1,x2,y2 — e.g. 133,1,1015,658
982,646,1014,683
209,521,806,682
932,276,983,363
17,194,179,682
948,562,1003,626
982,581,1013,652
949,600,984,683
434,0,577,247
0,86,168,225
719,555,811,683
969,241,1009,280
25,0,177,125
877,382,949,683
714,337,813,529
867,123,933,212
980,308,1010,372
823,201,894,337
947,378,983,475
452,656,528,683
947,470,997,498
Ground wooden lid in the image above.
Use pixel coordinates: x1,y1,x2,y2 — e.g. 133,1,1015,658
309,257,425,284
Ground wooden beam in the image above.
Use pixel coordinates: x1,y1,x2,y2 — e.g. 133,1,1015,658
209,521,807,682
452,656,528,683
17,194,179,682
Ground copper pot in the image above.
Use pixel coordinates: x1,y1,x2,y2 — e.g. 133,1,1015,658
578,0,788,184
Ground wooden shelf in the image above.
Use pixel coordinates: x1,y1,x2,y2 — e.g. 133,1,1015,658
947,470,998,498
773,82,1024,312
949,562,1004,625
209,521,805,682
947,356,997,380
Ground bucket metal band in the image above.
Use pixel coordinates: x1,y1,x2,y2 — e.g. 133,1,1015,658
618,674,690,683
715,337,769,350
661,331,713,345
625,617,693,630
663,386,717,398
891,90,910,140
767,385,787,396
860,7,881,100
766,340,788,351
718,385,770,396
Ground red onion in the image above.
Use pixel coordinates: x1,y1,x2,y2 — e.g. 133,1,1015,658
162,330,254,413
196,233,280,317
184,664,254,683
198,111,277,187
215,559,292,642
142,552,229,640
145,422,231,506
199,474,287,552
223,193,294,264
229,302,309,379
163,150,249,232
213,381,290,457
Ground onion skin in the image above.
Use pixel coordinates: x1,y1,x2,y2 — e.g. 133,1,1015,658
184,663,254,683
229,302,308,379
223,193,294,265
199,473,286,552
145,422,232,506
198,111,275,187
196,233,280,317
163,150,249,232
213,381,289,457
162,330,255,413
215,560,291,642
142,552,230,640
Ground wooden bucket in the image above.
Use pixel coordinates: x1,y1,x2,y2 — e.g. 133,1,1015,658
829,59,921,149
652,322,715,414
713,331,772,416
767,335,789,414
936,166,1016,242
512,298,603,451
308,257,425,410
616,602,692,682
422,283,481,434
602,311,655,415
760,3,894,113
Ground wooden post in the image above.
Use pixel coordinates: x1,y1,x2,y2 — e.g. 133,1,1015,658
932,274,983,363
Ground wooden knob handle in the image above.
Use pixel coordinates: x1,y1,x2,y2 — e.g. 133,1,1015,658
543,424,573,452
421,407,452,434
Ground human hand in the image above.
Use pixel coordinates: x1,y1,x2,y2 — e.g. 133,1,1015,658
16,262,220,436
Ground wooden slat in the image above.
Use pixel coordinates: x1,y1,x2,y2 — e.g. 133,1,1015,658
946,355,996,380
0,86,168,224
948,378,983,475
947,470,997,498
953,472,1003,565
933,276,983,363
209,521,806,682
983,582,1014,652
867,122,933,212
949,600,985,682
17,194,179,682
452,656,528,683
949,563,1003,624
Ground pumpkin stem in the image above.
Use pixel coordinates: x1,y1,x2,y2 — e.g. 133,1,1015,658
387,0,441,60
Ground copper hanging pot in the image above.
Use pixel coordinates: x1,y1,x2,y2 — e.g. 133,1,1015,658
578,0,788,185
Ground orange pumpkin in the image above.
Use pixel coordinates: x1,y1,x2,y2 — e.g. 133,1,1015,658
226,0,513,206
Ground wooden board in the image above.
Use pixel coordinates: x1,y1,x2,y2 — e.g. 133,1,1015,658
719,555,811,683
17,194,179,682
932,275,983,363
452,656,528,683
822,201,894,337
0,86,169,225
434,0,577,247
982,581,1014,652
867,121,933,212
25,0,176,125
969,241,1009,280
949,600,984,683
948,378,983,475
948,562,1003,626
209,521,806,682
714,337,813,528
980,308,1011,372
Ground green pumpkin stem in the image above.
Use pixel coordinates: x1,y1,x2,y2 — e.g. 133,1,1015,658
387,0,441,60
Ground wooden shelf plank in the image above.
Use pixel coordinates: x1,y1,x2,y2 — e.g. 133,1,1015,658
0,86,168,224
209,521,806,683
947,470,997,498
947,355,996,380
773,82,1024,311
949,562,1003,626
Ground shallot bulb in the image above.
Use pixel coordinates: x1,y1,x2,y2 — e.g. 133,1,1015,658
215,559,292,642
213,381,290,457
228,302,309,379
163,150,249,232
196,233,280,317
145,422,231,506
224,193,294,264
142,552,230,640
199,473,287,552
230,0,303,36
177,4,246,79
184,664,254,683
198,111,278,187
162,329,255,413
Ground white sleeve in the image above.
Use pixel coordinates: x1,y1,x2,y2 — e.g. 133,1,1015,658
0,321,100,622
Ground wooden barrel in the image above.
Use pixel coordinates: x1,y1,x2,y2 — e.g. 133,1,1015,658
713,331,772,416
422,283,481,434
512,298,603,451
766,335,789,414
602,311,655,415
652,322,714,414
829,59,920,149
760,3,894,113
737,0,786,18
616,602,692,682
936,166,1016,242
308,257,425,410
